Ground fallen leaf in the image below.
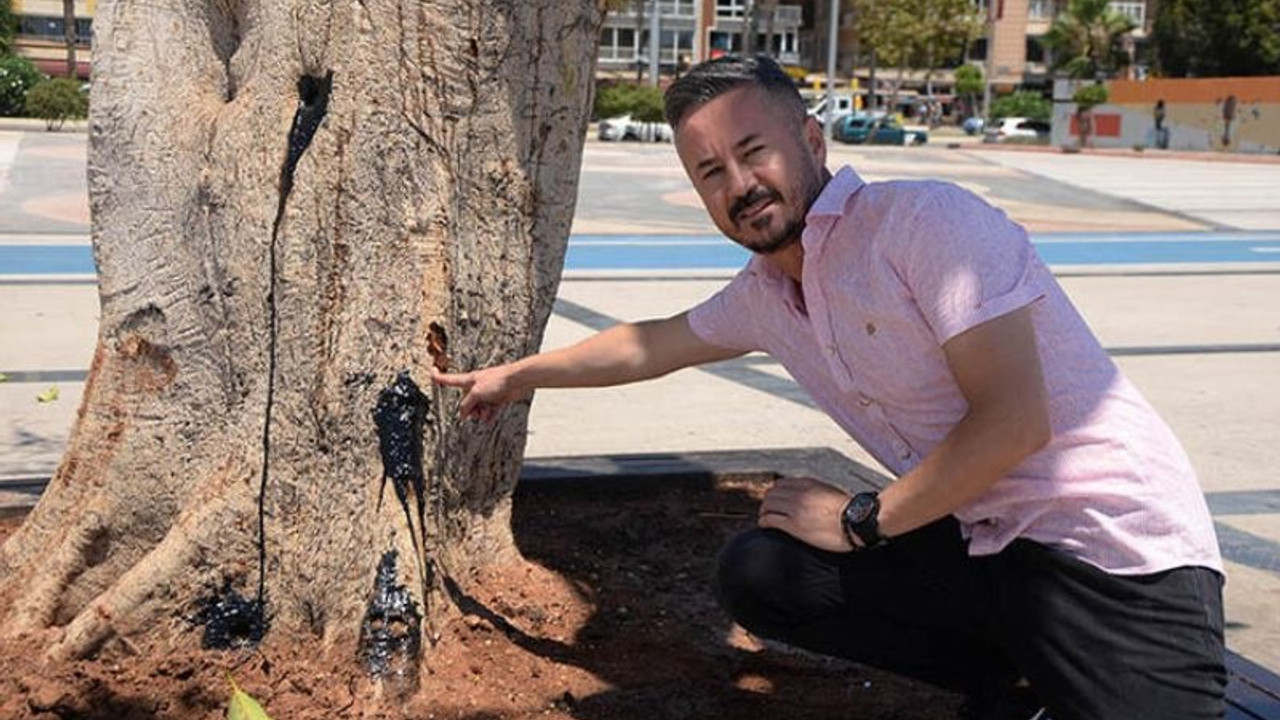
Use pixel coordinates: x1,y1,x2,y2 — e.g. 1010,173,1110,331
0,372,8,382
226,676,273,720
36,387,59,403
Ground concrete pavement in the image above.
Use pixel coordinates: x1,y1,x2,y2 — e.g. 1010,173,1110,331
2,129,1279,670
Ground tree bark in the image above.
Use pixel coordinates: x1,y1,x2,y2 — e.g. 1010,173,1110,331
0,0,602,700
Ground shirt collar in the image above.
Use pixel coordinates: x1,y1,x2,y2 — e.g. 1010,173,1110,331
808,166,865,219
746,165,865,284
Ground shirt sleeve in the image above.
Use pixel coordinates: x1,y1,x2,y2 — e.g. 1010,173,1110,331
686,268,766,353
888,183,1047,345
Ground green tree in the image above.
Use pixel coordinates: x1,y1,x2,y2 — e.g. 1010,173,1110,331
62,0,77,77
1,0,17,55
954,64,984,117
1071,82,1109,147
24,76,87,129
0,54,44,117
594,82,665,122
916,0,984,103
1042,0,1137,79
990,91,1051,121
1153,0,1280,77
853,0,981,112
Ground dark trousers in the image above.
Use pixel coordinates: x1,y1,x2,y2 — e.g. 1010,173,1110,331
716,518,1227,720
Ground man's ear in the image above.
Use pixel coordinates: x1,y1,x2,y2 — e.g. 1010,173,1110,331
803,115,827,167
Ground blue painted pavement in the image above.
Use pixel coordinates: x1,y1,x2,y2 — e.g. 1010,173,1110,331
3,231,1280,276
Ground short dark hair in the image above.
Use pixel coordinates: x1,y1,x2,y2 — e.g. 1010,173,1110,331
664,54,806,130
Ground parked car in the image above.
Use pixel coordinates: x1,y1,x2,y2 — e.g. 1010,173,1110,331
596,115,673,143
962,116,985,135
835,115,928,146
982,117,1050,143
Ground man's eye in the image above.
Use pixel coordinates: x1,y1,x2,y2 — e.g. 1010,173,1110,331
702,167,722,180
744,145,764,158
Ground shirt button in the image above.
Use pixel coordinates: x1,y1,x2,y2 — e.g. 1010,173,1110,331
895,444,912,460
827,344,838,353
858,394,872,407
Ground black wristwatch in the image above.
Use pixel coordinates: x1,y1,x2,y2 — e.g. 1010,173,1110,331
841,491,887,550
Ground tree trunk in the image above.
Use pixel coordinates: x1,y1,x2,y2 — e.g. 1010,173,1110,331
62,0,76,78
0,0,601,701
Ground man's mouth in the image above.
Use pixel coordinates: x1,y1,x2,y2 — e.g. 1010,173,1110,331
732,189,781,226
738,196,774,223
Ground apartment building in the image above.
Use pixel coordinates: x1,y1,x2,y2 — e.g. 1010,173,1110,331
806,0,1154,104
598,0,806,77
977,0,1153,88
9,0,95,80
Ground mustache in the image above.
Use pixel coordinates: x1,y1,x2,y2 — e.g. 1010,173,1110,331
730,186,782,225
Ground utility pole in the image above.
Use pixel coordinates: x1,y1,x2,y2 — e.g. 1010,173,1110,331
824,0,839,140
649,0,661,87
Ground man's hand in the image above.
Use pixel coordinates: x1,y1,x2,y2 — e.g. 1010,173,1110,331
429,365,532,422
758,477,856,553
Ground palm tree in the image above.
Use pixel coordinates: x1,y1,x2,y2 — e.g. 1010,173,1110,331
62,0,76,78
1043,0,1137,79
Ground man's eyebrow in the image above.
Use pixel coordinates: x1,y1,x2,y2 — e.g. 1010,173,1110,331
695,133,760,172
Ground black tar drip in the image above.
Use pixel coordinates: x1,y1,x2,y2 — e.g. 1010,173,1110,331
373,370,432,528
281,72,333,197
234,70,334,650
194,581,268,649
359,550,423,678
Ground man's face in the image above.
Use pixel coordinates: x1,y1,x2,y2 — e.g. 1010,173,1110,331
674,86,827,255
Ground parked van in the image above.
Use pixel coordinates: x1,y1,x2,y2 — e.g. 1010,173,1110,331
806,92,857,126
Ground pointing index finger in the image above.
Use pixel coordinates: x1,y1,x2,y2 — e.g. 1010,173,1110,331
429,367,473,388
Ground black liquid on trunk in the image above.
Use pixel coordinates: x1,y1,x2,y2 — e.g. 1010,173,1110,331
359,550,423,693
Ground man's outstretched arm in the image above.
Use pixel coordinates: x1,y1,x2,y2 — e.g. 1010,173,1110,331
430,312,745,421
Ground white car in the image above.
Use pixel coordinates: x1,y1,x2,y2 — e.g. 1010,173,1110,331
982,117,1051,143
596,115,673,143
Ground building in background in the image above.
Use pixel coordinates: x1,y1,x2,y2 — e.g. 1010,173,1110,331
1051,75,1280,153
10,0,95,80
799,0,1154,116
598,1,806,80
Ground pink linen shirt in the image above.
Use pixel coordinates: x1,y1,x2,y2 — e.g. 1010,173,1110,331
688,167,1222,575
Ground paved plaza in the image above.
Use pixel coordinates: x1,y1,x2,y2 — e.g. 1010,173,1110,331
2,128,1280,671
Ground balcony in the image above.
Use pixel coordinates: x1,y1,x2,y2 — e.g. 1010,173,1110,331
1109,1,1145,27
716,2,802,27
610,1,696,20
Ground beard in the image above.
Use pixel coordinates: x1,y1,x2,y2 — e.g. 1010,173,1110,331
730,166,828,256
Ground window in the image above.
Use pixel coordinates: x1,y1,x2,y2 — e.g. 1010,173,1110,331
659,0,696,18
969,38,988,61
1108,1,1145,26
716,0,746,19
599,26,640,62
709,30,741,54
1028,0,1052,19
17,15,93,41
1026,36,1046,64
658,29,694,63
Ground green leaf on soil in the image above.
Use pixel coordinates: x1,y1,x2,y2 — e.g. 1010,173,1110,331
226,676,273,720
36,386,59,403
0,372,8,382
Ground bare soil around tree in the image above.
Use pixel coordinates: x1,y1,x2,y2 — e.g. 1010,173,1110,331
0,476,957,719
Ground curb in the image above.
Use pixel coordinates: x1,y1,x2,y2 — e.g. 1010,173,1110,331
966,141,1280,165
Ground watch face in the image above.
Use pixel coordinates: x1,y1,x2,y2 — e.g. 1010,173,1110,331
846,493,877,523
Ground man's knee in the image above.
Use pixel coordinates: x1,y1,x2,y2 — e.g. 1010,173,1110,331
714,528,834,634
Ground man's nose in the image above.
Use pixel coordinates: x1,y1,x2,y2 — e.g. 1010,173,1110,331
724,161,754,202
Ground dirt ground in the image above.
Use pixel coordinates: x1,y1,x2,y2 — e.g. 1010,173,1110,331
0,476,959,719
